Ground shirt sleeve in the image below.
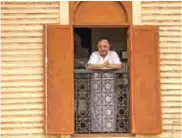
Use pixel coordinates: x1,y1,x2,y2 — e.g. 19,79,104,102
87,52,98,64
112,51,122,64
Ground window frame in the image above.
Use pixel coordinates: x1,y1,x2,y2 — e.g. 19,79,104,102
45,24,161,136
73,26,131,136
45,1,161,135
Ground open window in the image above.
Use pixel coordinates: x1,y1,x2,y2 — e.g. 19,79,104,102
74,27,129,134
44,25,161,135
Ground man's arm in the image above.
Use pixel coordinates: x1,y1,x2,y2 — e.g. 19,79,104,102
105,51,122,69
87,64,103,70
106,64,122,69
88,61,122,70
88,60,110,70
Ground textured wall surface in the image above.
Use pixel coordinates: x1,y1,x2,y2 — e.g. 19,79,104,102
1,2,60,138
141,1,181,136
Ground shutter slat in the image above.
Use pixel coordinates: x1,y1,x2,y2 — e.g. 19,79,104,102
1,25,43,31
2,19,59,25
1,98,43,104
1,87,43,92
160,78,182,84
160,65,181,71
161,84,181,90
2,4,59,8
2,68,43,75
162,114,181,119
160,72,181,77
1,93,43,98
2,135,57,138
2,37,43,43
2,9,59,13
161,102,181,107
160,48,181,53
142,22,181,25
2,123,43,128
2,31,42,37
160,37,181,41
1,128,43,135
2,62,43,68
1,50,43,55
163,126,181,131
1,75,42,81
141,9,181,14
160,61,181,65
143,16,181,20
1,103,43,110
2,81,43,87
142,2,181,7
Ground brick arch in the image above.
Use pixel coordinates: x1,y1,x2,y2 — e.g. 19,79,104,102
70,1,132,25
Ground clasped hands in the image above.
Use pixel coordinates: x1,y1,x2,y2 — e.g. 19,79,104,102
101,60,112,68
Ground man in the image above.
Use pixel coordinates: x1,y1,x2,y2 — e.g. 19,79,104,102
87,39,122,132
87,39,122,69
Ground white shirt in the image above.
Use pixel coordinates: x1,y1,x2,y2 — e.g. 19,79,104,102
88,51,121,65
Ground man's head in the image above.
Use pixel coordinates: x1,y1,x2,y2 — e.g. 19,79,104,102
97,39,110,57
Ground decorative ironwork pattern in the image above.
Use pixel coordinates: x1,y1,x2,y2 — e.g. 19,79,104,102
75,70,130,133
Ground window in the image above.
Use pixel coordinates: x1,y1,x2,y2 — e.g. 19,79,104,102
74,28,130,133
44,25,161,135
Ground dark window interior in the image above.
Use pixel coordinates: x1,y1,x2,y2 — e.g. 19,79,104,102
74,28,92,58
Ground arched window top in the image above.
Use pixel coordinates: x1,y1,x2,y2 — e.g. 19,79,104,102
70,1,132,25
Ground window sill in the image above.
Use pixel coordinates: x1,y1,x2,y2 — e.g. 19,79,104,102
72,133,134,137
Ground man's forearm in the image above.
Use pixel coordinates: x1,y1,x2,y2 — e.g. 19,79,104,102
87,64,103,70
107,64,122,69
88,64,122,70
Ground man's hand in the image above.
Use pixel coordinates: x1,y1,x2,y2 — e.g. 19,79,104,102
103,60,121,69
102,60,110,68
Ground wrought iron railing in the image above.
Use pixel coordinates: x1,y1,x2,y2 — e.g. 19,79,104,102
74,69,130,133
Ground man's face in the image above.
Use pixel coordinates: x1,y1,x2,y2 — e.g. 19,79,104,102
98,41,110,57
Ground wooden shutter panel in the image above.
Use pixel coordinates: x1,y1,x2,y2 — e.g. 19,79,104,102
129,26,162,134
45,25,74,134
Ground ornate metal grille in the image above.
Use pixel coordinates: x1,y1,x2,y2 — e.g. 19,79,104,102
75,69,130,133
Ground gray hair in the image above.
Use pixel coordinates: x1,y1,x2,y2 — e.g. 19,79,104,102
97,39,110,47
